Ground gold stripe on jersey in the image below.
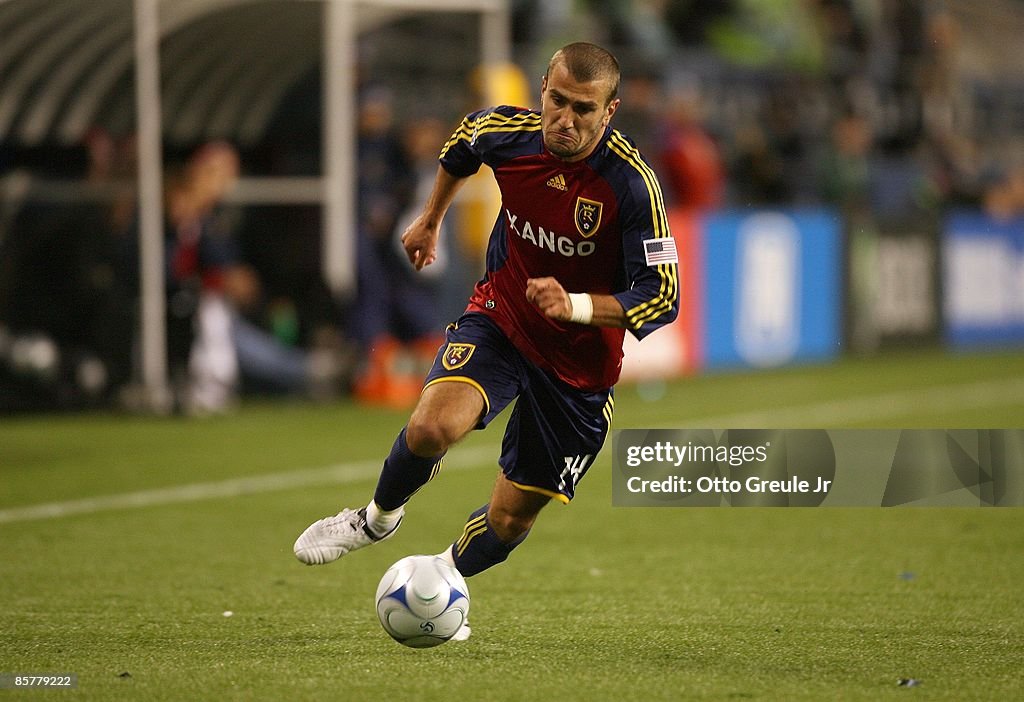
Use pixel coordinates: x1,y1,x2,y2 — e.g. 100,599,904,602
607,131,676,327
440,110,542,159
606,130,678,330
442,111,541,155
455,514,488,556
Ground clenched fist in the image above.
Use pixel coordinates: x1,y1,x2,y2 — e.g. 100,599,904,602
526,277,572,321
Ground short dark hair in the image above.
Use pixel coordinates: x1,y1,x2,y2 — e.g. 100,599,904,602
546,42,620,105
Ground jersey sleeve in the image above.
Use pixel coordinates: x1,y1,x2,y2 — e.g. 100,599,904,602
438,105,537,178
611,159,680,340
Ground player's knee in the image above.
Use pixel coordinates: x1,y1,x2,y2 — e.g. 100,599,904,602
405,415,457,457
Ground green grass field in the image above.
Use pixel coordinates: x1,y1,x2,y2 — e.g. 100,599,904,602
1,348,1022,701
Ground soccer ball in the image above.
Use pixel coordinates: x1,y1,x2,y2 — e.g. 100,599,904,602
375,555,470,648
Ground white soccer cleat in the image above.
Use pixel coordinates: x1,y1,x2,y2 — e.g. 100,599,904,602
293,507,402,565
450,619,472,642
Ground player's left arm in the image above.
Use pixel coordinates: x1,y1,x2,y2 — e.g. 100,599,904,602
608,170,679,338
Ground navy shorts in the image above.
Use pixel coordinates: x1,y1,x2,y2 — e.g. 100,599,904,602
423,313,614,503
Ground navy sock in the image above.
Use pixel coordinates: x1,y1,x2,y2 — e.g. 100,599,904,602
451,504,529,577
372,427,444,511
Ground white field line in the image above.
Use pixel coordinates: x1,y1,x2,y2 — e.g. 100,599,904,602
649,376,1024,429
0,446,495,525
1,377,1022,525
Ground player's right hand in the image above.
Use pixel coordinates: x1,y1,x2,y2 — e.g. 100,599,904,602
401,215,439,271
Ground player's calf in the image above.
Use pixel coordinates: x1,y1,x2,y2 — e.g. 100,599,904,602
449,505,531,577
372,427,445,511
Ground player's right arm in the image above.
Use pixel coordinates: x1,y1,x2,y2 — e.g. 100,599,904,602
405,105,528,271
400,165,468,271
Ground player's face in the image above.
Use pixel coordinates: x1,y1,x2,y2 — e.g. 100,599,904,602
541,62,619,162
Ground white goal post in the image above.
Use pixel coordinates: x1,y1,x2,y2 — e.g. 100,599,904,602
128,0,509,410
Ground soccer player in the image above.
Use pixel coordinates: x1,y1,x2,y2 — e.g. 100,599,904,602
294,42,678,633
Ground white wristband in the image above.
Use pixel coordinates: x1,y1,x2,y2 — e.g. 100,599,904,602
567,293,593,325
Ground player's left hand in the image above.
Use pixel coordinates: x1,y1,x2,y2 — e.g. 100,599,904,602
526,277,571,321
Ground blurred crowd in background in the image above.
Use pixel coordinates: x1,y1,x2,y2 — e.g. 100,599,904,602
2,0,1024,413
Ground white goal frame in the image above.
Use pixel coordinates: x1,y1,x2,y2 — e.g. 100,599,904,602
129,0,509,409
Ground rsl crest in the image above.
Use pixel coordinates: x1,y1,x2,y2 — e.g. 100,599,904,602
574,197,603,238
442,342,476,370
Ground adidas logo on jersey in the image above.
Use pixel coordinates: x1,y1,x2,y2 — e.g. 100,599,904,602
546,174,567,191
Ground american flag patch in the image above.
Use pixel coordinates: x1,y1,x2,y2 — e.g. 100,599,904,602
643,237,678,266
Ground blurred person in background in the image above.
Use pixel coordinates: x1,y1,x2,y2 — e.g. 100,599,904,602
157,141,247,412
124,141,340,414
657,85,725,211
0,128,134,409
394,116,462,321
350,87,442,408
608,65,662,160
816,110,873,214
729,122,792,206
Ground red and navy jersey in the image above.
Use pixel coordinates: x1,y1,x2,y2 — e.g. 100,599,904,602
440,105,679,391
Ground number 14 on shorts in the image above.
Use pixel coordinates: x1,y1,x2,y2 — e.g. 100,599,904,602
558,454,593,492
